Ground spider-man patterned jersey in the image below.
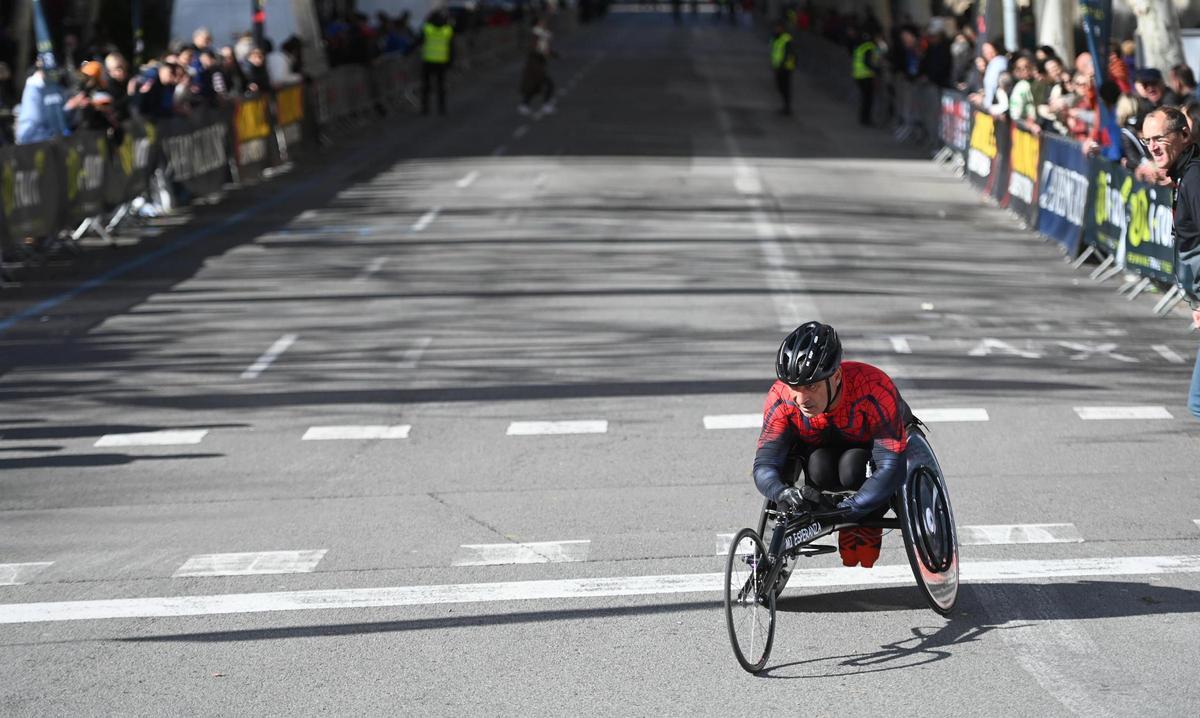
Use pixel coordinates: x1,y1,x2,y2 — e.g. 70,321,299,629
754,361,912,472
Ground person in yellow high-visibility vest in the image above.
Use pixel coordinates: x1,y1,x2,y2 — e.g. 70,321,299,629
420,10,454,116
851,30,880,126
771,21,797,116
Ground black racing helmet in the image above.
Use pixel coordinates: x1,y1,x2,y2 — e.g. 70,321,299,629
775,321,842,386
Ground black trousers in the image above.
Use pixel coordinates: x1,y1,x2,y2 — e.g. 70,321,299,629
782,444,871,493
856,77,874,125
775,69,793,113
422,61,448,115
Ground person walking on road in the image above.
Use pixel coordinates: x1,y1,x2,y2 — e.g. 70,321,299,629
851,30,880,126
420,10,454,116
770,21,796,116
519,16,557,116
1142,107,1200,420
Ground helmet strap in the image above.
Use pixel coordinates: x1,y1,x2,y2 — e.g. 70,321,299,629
822,374,843,414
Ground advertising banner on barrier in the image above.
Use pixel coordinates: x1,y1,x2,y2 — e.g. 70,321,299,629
62,131,111,223
275,84,306,157
159,107,231,197
1005,122,1040,225
104,119,158,208
234,95,275,181
939,91,971,163
1083,158,1176,283
967,110,997,191
0,142,64,240
1037,133,1089,256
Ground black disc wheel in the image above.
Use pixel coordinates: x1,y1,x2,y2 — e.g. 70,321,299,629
898,463,959,615
724,528,776,673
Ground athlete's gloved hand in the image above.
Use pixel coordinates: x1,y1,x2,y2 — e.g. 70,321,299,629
775,487,805,512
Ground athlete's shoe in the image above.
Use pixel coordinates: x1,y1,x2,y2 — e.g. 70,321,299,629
838,528,859,567
857,527,883,568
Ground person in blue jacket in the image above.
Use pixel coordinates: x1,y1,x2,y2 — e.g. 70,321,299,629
15,60,71,145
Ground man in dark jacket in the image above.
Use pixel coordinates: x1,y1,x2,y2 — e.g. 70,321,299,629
1143,106,1200,420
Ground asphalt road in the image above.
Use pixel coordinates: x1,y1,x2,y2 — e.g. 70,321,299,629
2,11,1200,716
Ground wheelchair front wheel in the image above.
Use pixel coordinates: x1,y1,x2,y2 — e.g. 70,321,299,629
897,464,959,615
723,528,776,673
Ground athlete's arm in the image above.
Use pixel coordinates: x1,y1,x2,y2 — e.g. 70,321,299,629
837,443,904,520
752,388,797,502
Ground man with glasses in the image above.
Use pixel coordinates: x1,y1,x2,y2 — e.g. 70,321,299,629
1143,107,1200,420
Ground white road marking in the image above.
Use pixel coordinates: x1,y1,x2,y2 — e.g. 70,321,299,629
1074,406,1173,420
513,125,529,139
173,550,327,578
506,420,608,436
302,425,411,441
703,414,760,430
94,429,208,447
7,554,1200,624
354,257,387,282
411,207,441,233
452,540,590,567
1194,519,1200,531
241,333,298,379
1153,344,1186,364
455,170,479,189
397,336,434,369
959,524,1084,545
888,336,912,354
915,408,990,423
0,562,54,586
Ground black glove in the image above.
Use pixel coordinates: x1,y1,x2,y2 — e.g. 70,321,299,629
775,487,804,512
798,484,829,507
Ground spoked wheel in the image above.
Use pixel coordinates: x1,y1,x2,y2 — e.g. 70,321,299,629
898,463,959,615
723,528,776,673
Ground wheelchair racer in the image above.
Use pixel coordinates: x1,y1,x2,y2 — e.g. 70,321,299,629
752,321,915,568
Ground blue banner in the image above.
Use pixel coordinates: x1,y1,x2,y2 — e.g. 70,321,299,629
1080,0,1121,161
31,0,57,71
1037,134,1089,256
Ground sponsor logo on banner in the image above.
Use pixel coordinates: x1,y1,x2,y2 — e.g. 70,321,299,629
1037,134,1089,255
940,93,970,152
1008,125,1039,205
967,111,996,180
1085,160,1175,282
1039,160,1087,225
164,123,228,181
277,85,304,127
236,97,272,142
65,139,106,202
2,149,45,216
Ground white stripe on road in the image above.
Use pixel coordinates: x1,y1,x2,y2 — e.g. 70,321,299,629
1074,406,1173,420
455,170,479,189
173,550,327,578
1194,519,1200,531
397,336,434,369
302,425,411,441
94,429,208,447
6,554,1200,624
354,257,387,282
889,336,913,354
411,207,441,233
506,420,608,436
1152,345,1186,364
0,562,54,586
959,524,1083,545
915,408,990,423
703,414,760,430
241,334,298,379
452,540,590,567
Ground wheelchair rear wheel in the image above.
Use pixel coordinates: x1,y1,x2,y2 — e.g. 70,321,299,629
897,458,959,615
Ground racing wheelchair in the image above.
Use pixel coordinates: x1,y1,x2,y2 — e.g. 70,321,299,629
723,424,958,673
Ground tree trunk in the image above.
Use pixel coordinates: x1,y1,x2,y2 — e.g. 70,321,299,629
1128,0,1185,71
1034,0,1075,61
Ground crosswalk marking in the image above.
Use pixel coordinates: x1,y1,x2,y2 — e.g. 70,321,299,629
94,429,208,447
1153,345,1186,364
703,414,759,430
0,562,54,586
1074,406,1173,420
916,408,990,423
302,425,411,441
452,540,590,567
6,554,1200,624
959,523,1083,545
173,550,327,578
506,420,608,436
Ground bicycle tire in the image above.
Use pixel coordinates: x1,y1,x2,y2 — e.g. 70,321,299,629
724,528,776,673
898,465,959,615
